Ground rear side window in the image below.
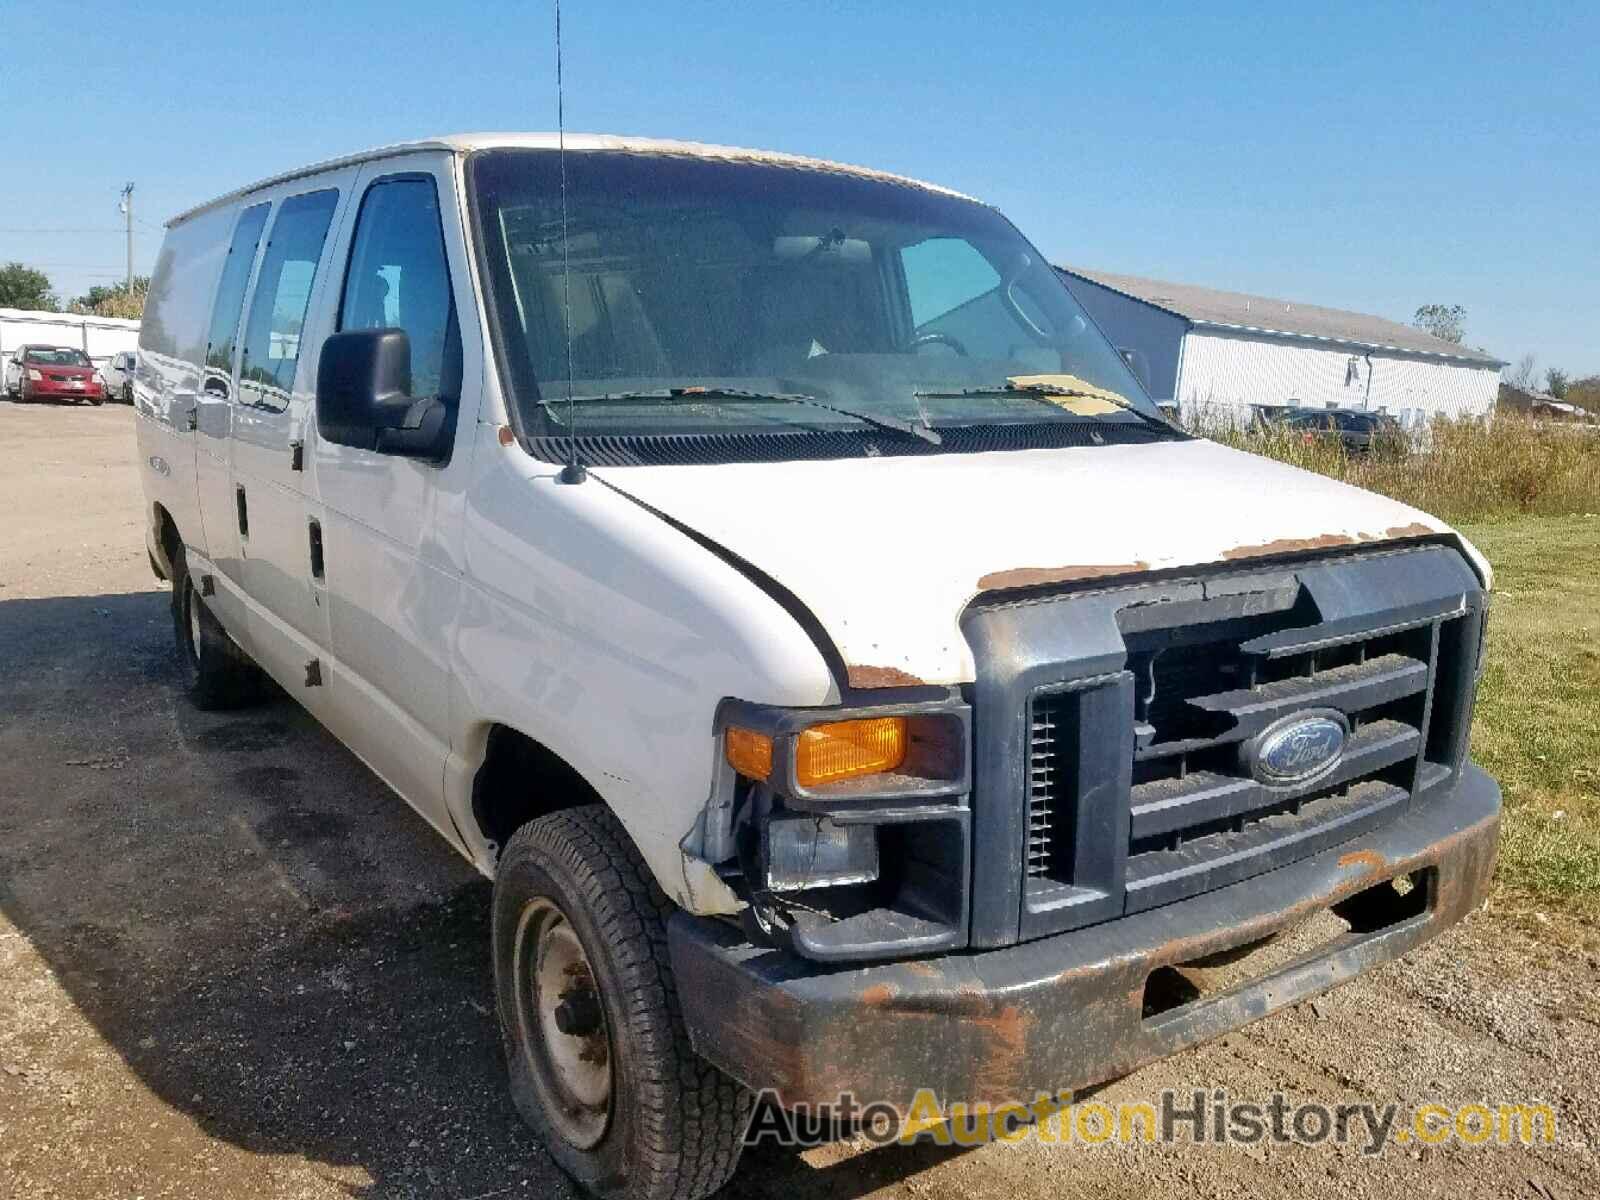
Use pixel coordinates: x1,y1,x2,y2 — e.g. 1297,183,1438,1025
140,204,234,364
337,177,456,399
203,203,269,384
239,189,339,409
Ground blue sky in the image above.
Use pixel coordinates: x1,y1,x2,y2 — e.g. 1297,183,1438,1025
3,0,1595,375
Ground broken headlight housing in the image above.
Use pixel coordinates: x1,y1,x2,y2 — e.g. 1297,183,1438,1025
711,696,971,963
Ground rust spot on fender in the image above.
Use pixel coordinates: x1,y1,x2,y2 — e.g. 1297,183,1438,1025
1385,522,1435,539
860,983,898,1007
977,561,1150,591
1221,534,1358,561
846,664,928,689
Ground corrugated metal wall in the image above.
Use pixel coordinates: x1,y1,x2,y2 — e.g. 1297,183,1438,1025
1176,330,1500,427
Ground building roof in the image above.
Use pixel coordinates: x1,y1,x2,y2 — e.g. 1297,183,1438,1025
0,307,141,330
169,132,976,226
1060,266,1504,367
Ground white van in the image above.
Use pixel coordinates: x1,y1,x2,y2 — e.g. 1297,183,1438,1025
134,134,1501,1199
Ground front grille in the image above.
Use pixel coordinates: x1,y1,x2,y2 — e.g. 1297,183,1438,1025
1012,548,1482,929
1027,696,1065,877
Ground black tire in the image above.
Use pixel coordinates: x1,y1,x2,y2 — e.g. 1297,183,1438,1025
170,545,269,710
493,807,751,1200
88,395,104,406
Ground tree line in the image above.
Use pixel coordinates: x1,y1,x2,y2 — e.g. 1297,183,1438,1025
0,261,148,319
1414,303,1597,417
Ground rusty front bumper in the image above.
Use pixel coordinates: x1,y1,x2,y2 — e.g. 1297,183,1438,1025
668,763,1500,1108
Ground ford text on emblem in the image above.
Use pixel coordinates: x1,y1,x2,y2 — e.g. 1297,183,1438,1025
1244,709,1349,786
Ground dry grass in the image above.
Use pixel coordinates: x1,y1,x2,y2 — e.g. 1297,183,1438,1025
1189,409,1600,524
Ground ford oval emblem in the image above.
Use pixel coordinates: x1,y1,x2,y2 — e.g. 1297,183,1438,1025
1246,710,1349,786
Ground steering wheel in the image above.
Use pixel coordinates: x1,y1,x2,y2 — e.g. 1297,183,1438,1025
911,331,969,357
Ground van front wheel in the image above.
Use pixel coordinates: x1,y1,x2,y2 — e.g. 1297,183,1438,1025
493,808,752,1200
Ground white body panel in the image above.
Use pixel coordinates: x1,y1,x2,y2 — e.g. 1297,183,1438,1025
600,438,1468,689
1176,330,1501,427
131,135,1488,914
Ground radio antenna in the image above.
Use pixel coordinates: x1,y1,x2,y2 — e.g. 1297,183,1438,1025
554,0,585,483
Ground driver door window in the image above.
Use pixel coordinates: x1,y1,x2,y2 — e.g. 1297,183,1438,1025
337,176,457,404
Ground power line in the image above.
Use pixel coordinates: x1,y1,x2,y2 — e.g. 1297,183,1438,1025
8,263,134,270
0,227,127,234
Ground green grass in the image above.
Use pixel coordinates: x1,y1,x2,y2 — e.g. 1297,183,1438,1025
1462,516,1600,924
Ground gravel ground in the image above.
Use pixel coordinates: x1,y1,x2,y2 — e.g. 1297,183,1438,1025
1,401,1596,1199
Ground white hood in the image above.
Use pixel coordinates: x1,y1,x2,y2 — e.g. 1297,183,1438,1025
597,438,1475,688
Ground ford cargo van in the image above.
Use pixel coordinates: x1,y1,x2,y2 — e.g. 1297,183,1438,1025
133,134,1500,1200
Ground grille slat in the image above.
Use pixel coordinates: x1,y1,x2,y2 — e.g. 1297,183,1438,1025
1123,779,1408,911
1129,718,1420,840
1183,652,1426,737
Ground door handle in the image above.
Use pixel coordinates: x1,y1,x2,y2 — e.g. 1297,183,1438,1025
235,486,249,539
307,518,324,580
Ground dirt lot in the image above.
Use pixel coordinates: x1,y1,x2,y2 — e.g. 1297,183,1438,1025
1,401,1597,1199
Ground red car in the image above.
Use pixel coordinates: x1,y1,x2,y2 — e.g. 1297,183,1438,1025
4,344,106,405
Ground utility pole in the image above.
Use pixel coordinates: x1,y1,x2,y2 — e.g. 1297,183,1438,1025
118,182,135,292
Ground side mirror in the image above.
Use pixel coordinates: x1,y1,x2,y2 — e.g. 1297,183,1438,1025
316,328,449,460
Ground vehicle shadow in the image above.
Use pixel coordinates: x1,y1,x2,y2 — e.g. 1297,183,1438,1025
0,588,974,1200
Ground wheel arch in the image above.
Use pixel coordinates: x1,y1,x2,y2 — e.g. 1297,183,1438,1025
469,723,607,857
150,502,182,581
460,720,743,916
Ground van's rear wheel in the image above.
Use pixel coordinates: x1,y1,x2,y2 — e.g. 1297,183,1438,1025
493,808,752,1200
170,547,268,710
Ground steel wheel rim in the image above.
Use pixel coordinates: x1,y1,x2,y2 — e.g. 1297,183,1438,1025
513,897,613,1148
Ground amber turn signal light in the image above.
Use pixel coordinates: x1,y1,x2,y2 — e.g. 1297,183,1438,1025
724,726,774,781
796,717,907,787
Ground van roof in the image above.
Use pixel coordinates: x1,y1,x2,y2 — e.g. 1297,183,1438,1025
167,132,978,226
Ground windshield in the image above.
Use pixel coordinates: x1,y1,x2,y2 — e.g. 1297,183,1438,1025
27,348,91,366
469,149,1164,459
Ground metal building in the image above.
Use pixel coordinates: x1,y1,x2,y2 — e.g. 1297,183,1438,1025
0,308,142,380
1058,267,1504,427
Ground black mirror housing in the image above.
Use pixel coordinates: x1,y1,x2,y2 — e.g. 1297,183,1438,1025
316,328,452,463
317,328,415,450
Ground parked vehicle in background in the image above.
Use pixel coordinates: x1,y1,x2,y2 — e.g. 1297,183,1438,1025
134,134,1499,1200
1254,405,1403,455
101,350,138,402
4,345,105,404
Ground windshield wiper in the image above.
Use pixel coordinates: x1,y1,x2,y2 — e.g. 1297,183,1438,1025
544,386,942,445
916,380,1173,431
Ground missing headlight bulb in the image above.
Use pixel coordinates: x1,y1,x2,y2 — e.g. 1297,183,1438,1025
764,815,880,892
